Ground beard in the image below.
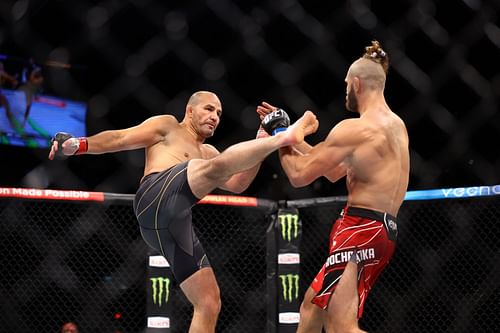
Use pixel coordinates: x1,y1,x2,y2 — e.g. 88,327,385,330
345,86,359,113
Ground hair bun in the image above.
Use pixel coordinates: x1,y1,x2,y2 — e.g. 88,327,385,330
363,40,389,73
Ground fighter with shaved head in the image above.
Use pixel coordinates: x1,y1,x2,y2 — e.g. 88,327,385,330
48,90,319,333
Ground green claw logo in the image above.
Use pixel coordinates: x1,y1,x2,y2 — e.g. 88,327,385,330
150,277,170,307
279,274,299,302
278,213,299,242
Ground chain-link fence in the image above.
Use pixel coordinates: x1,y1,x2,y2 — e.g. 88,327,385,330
1,188,499,333
0,198,146,333
0,0,499,197
298,195,500,333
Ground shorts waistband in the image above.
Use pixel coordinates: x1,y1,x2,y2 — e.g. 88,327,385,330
342,206,397,223
140,172,159,184
140,164,178,185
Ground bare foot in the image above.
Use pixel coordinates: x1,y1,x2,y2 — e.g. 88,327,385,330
278,111,318,146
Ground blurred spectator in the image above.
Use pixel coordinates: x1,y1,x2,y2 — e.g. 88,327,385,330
17,60,44,126
60,321,79,333
0,61,19,127
0,61,18,88
20,57,35,85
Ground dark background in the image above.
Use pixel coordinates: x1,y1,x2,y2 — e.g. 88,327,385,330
0,0,499,200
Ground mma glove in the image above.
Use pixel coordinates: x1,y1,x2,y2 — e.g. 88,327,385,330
261,109,290,135
51,132,88,158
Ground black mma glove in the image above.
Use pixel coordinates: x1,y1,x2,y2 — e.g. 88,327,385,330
51,132,88,158
261,109,290,135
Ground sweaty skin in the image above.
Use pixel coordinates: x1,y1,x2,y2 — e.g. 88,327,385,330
50,92,247,192
278,59,409,216
49,91,319,194
48,90,320,333
264,52,410,333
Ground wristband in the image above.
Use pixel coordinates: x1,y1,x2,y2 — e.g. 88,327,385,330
272,127,287,136
75,137,88,155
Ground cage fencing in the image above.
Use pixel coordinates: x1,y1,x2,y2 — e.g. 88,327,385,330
0,185,499,333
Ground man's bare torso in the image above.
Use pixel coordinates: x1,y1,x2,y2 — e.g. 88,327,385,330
142,117,216,179
345,109,409,216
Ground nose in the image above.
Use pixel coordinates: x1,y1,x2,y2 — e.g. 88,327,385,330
209,113,219,123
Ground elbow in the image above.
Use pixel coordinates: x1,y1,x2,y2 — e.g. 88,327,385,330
287,171,309,188
226,181,249,194
290,179,308,188
231,186,246,194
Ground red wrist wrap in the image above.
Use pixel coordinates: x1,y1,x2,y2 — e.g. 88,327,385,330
75,137,88,155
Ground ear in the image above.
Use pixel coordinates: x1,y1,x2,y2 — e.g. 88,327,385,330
353,77,361,94
186,105,193,118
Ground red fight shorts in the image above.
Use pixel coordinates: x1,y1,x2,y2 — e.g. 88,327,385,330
311,206,398,318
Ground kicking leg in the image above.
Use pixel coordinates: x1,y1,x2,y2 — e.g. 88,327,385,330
188,111,318,198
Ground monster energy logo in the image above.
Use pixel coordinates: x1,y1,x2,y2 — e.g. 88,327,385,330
150,277,170,307
278,213,299,242
279,274,299,302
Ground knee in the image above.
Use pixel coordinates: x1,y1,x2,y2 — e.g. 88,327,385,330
300,298,315,315
194,291,221,318
206,157,228,180
196,158,229,183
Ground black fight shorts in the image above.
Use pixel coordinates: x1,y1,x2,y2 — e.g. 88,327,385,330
133,161,211,284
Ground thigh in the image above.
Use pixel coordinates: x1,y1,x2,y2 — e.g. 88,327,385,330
186,159,229,199
134,162,198,230
326,260,359,319
142,219,211,284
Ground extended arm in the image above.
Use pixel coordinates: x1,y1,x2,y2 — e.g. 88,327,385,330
48,115,175,160
279,119,360,187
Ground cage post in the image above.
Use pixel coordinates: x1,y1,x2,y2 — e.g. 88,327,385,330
146,251,174,332
267,207,302,332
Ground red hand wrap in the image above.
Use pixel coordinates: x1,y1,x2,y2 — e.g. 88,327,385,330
75,137,88,155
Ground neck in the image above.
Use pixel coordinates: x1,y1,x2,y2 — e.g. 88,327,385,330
180,120,206,143
357,90,387,115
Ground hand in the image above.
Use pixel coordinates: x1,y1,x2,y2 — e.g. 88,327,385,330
48,132,86,160
256,101,278,121
256,101,278,138
261,108,291,135
301,110,319,137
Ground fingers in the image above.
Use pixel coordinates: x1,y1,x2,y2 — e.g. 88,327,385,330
258,102,276,113
304,110,316,117
261,101,276,110
301,110,319,136
256,101,276,113
256,108,267,120
48,141,58,160
256,102,278,121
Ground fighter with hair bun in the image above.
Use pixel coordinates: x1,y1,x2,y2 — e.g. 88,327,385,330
258,40,410,332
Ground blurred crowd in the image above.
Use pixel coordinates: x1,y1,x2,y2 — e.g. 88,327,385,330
0,57,45,128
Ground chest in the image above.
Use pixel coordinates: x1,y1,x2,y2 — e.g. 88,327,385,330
165,132,210,160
